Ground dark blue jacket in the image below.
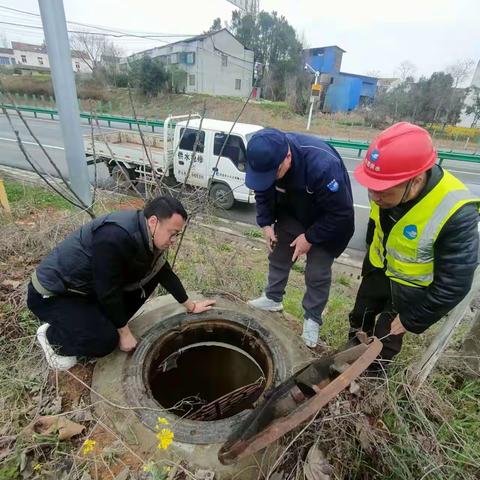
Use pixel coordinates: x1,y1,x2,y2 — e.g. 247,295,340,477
34,210,187,327
254,133,354,257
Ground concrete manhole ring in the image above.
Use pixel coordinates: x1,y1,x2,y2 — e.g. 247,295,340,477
123,309,289,444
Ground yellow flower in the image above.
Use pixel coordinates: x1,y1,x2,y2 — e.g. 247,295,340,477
156,428,174,450
163,466,172,474
81,439,97,455
33,463,41,472
156,416,170,427
142,462,154,473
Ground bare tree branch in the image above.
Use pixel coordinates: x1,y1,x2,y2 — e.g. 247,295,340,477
127,85,163,193
1,106,94,217
0,88,90,211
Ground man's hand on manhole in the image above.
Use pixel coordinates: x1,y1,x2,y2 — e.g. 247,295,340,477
186,299,216,314
118,325,138,352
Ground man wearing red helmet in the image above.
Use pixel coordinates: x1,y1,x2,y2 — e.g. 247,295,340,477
350,122,479,364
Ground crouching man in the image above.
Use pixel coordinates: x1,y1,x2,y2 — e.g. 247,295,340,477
27,196,214,370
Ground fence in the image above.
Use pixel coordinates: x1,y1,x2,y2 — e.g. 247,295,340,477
2,102,480,165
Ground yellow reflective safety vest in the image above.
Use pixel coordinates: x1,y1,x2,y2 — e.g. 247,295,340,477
369,170,480,287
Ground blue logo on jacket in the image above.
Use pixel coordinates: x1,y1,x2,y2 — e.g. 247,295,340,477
327,179,339,192
403,224,418,240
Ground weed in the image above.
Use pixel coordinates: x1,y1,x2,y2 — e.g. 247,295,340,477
336,274,352,287
218,242,233,252
244,228,263,239
291,262,305,273
4,181,75,211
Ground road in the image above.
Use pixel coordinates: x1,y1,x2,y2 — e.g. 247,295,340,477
1,112,480,251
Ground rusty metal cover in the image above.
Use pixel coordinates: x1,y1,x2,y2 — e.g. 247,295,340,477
218,336,383,464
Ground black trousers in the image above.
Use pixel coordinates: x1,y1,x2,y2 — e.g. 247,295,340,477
348,269,404,361
27,280,158,358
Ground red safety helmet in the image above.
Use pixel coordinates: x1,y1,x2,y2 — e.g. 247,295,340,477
354,122,437,191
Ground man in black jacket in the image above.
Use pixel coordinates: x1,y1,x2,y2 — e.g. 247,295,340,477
350,122,479,364
245,128,355,348
27,196,214,370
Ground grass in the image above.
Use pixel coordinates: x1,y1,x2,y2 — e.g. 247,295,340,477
4,180,75,211
0,180,479,479
244,227,263,239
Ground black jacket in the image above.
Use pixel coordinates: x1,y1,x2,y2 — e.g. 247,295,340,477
363,165,479,333
254,133,355,258
34,210,188,328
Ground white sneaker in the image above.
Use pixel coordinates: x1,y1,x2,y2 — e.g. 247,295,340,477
36,324,77,371
248,295,283,312
302,318,320,348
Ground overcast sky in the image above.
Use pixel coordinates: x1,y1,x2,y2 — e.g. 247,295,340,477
1,0,479,82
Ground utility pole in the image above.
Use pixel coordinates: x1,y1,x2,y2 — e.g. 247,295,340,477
305,63,320,131
38,0,92,207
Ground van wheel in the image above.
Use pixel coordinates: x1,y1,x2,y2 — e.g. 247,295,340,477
209,183,235,210
110,165,135,191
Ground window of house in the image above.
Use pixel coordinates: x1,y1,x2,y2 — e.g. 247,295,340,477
38,57,44,65
189,74,195,86
235,79,241,90
179,128,205,153
0,56,10,65
170,53,178,64
21,55,27,63
222,54,228,67
185,52,195,65
214,133,247,171
75,62,80,70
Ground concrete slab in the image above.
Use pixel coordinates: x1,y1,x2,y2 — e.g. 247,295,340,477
91,294,313,479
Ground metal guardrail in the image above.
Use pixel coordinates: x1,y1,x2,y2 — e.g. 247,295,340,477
2,103,480,165
0,103,166,132
324,139,480,165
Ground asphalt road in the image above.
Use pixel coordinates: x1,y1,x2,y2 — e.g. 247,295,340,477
1,112,480,252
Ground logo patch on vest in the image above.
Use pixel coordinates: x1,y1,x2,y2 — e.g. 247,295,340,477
327,179,339,192
403,224,418,240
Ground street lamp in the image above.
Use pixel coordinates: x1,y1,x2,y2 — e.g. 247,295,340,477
304,63,320,131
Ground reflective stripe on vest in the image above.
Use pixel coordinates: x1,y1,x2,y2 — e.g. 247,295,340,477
368,170,480,287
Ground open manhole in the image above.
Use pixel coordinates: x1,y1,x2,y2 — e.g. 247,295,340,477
123,310,288,444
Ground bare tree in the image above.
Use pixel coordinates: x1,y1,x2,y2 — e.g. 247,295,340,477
395,60,417,82
442,59,475,128
446,59,475,88
365,70,381,78
102,42,125,85
70,31,107,73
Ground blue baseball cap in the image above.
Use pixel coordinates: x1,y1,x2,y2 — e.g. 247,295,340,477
246,128,289,191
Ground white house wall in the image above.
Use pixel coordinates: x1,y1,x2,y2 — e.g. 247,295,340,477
14,49,49,68
12,48,91,74
137,30,254,97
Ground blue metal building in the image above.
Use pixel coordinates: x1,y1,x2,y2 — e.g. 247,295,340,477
303,46,378,113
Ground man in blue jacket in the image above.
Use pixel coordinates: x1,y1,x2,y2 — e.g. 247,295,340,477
246,128,355,347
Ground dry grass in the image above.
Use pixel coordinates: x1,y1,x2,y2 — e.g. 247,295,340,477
0,181,479,480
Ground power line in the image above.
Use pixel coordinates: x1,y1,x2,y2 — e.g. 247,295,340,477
0,5,199,40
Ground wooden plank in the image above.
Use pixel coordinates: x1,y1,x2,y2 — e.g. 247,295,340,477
411,264,480,386
0,178,12,215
